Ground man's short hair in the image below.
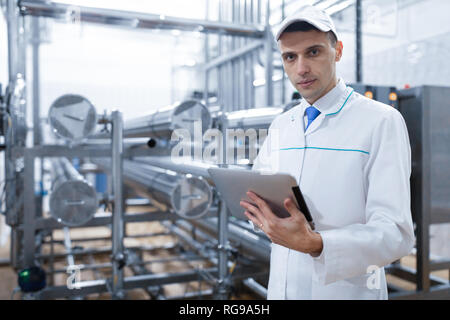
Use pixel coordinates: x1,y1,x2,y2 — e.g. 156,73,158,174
282,21,337,47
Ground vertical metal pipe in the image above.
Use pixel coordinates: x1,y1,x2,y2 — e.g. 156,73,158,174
250,0,256,108
264,0,273,106
228,61,232,112
31,17,41,146
237,0,243,110
23,150,35,267
6,2,29,270
257,0,261,24
356,0,362,83
111,111,125,299
49,231,55,286
17,3,27,117
216,200,229,299
232,0,237,110
5,0,18,229
417,90,431,292
227,0,231,111
6,0,28,228
9,228,22,269
31,16,44,221
63,227,75,267
244,0,250,109
204,0,209,106
217,0,222,108
7,0,19,81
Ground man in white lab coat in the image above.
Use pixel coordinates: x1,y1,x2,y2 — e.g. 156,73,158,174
240,5,415,299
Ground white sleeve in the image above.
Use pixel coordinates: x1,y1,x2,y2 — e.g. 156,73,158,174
312,108,416,285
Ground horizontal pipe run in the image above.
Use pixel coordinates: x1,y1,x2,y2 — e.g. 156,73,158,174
36,243,178,261
183,218,270,261
36,264,266,299
42,232,172,244
242,277,268,299
20,1,265,37
204,40,264,70
34,210,183,230
93,158,213,220
47,253,206,274
161,289,214,300
11,144,169,159
132,156,216,184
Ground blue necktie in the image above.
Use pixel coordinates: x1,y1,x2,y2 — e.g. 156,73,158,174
305,106,321,131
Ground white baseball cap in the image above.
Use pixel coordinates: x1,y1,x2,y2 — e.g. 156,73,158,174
275,5,339,41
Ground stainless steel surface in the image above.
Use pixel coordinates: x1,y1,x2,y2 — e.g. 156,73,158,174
180,218,271,261
125,100,211,139
4,73,27,227
170,175,213,220
4,8,28,272
397,86,450,297
93,158,213,220
223,107,283,130
132,156,216,184
216,201,229,300
243,277,267,298
4,0,274,299
35,267,220,299
204,40,264,71
20,0,265,37
31,16,41,146
48,94,98,141
63,227,75,270
93,100,212,140
111,110,125,299
49,158,98,227
23,149,36,267
203,0,272,112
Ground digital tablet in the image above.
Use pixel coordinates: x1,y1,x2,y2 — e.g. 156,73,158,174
208,168,314,228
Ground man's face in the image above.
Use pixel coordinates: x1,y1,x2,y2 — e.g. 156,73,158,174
279,30,343,105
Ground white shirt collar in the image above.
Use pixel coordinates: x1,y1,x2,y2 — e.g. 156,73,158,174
302,78,347,115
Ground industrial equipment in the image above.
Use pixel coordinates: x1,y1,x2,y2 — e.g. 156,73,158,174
48,94,98,142
49,157,98,227
385,85,450,299
5,0,448,302
93,158,213,220
350,83,399,109
93,100,212,140
222,107,284,130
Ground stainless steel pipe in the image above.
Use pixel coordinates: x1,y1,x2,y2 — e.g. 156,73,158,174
49,158,98,227
92,158,213,220
222,107,284,130
111,110,125,299
94,100,212,140
176,218,270,262
131,156,216,184
19,1,265,38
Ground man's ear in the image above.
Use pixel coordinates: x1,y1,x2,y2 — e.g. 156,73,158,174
335,41,343,62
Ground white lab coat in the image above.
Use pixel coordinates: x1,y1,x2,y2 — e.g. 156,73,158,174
251,79,415,300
